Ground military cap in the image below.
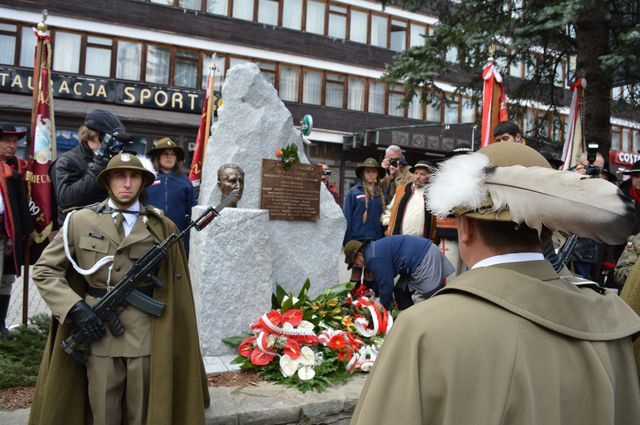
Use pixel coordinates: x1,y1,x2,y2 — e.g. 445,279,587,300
147,137,185,162
355,158,385,181
344,240,367,269
96,152,156,189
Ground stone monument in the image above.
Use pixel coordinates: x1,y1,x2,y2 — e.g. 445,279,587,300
191,63,346,355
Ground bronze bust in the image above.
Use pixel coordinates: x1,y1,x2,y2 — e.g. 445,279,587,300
217,164,244,207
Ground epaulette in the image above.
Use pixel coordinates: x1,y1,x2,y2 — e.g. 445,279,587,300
142,205,165,219
62,202,103,214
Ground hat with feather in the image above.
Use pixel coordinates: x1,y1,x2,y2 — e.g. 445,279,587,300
426,142,635,245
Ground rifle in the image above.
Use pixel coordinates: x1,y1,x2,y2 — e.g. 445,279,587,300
61,190,239,364
558,234,579,266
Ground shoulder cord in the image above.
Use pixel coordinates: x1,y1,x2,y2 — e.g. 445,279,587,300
62,210,115,276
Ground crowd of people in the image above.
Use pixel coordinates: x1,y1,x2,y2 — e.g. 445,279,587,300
0,109,639,423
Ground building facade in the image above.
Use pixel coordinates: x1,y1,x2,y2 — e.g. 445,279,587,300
1,0,639,202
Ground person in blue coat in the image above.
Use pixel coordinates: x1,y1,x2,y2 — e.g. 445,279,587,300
343,158,387,283
145,137,196,254
344,235,454,310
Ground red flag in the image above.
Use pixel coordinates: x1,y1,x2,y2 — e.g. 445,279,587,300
560,78,587,171
480,58,509,148
27,22,56,243
189,60,215,184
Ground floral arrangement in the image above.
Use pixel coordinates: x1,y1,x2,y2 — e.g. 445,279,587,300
274,143,300,171
223,280,394,392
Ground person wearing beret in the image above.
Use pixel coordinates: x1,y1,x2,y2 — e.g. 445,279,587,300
145,137,195,254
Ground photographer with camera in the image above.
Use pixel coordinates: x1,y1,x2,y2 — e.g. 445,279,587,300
319,163,340,204
380,145,413,200
51,110,133,226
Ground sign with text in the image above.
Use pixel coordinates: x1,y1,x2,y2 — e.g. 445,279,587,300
260,159,322,221
0,66,222,114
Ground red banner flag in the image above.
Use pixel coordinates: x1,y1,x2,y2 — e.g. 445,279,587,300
560,78,587,171
480,59,509,148
189,59,216,185
27,22,56,243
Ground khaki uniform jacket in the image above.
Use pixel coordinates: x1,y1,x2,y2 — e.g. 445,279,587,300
352,261,640,425
29,200,210,425
614,233,640,287
621,256,640,380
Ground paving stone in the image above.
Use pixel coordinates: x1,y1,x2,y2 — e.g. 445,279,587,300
204,356,228,374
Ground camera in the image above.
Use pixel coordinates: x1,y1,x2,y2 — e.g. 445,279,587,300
389,158,399,167
322,169,332,176
586,143,602,177
94,131,134,161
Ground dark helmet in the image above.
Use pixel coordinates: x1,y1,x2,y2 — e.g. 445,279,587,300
96,152,156,189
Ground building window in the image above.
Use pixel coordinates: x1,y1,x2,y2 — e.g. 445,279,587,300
444,97,459,124
233,0,254,21
388,84,404,117
426,99,440,122
207,0,228,15
19,27,35,68
229,56,250,68
368,80,385,114
347,77,365,111
302,70,322,105
634,130,640,152
460,98,474,123
407,91,423,120
509,56,521,78
389,19,407,52
180,0,202,10
622,128,631,151
85,36,112,77
409,23,426,47
445,47,458,64
257,61,276,86
175,49,198,88
325,73,345,108
611,127,621,151
145,45,170,84
349,9,368,44
370,15,388,48
306,0,326,35
279,65,300,101
0,23,17,65
328,4,347,39
150,0,174,4
116,40,142,81
258,0,279,25
202,54,226,91
53,31,81,73
282,0,302,30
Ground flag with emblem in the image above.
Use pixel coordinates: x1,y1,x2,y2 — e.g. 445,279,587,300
480,54,509,148
560,78,586,171
189,55,217,185
27,17,56,243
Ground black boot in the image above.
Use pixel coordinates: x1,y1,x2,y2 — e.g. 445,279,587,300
0,294,10,339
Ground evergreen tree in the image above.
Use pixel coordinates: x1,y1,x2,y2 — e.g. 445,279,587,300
384,0,639,153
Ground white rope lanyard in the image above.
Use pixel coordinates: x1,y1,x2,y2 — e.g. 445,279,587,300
62,210,114,276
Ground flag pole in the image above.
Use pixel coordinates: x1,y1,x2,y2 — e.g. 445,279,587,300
189,54,216,185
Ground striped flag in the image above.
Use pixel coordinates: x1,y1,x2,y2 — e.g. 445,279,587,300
480,58,509,148
560,78,586,171
189,56,216,185
27,20,56,243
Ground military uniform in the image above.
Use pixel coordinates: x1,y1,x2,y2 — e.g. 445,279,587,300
30,153,209,425
614,233,640,287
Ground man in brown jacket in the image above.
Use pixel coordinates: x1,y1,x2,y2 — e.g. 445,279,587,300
352,142,640,425
29,153,209,425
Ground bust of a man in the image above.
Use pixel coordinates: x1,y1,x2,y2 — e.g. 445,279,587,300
217,163,244,207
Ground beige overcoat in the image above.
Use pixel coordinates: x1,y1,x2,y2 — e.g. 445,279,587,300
351,261,640,425
28,200,209,425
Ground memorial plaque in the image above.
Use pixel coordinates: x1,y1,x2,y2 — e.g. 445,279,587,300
260,159,322,221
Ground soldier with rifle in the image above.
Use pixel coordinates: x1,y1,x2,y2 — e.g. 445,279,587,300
29,153,213,425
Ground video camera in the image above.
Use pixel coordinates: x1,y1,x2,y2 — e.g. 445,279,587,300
585,143,602,177
322,168,332,176
94,131,134,162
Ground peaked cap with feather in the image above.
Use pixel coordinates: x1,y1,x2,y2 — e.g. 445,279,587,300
426,142,635,245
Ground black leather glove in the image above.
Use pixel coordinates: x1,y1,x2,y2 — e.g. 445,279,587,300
68,300,105,342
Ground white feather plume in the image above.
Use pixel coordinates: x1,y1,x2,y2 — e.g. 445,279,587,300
137,154,158,178
485,165,635,245
426,152,490,217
